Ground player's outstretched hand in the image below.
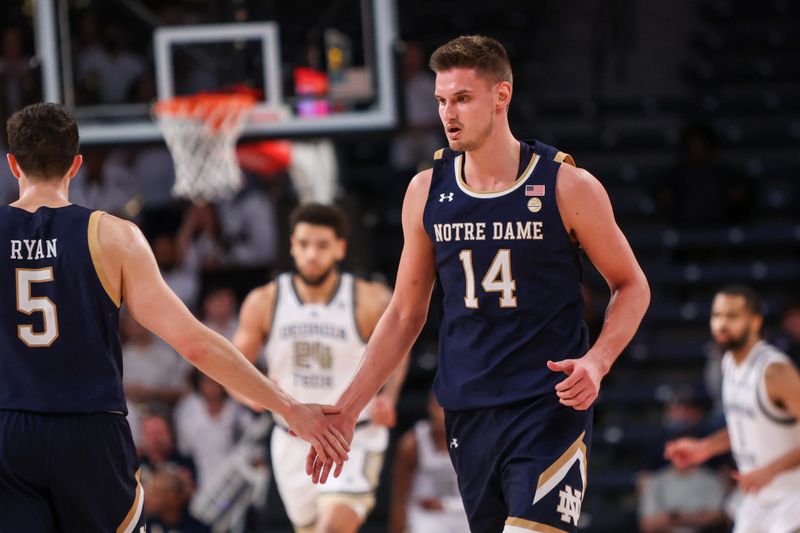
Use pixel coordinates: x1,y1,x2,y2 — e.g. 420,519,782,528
306,410,356,485
369,394,397,428
663,437,709,469
547,356,604,410
285,402,350,469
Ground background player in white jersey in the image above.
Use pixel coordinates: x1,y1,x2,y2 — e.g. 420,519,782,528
665,285,800,533
388,393,469,533
233,203,407,533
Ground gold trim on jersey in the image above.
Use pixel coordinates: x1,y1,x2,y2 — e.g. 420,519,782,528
316,492,376,515
533,431,587,505
505,517,568,533
554,151,575,167
363,451,385,489
434,148,445,160
88,211,121,308
116,468,143,533
454,152,540,199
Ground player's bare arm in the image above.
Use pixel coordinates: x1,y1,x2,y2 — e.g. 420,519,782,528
664,428,731,469
387,429,419,533
95,213,349,464
230,282,276,409
547,164,651,410
356,280,410,427
732,361,800,491
308,169,437,483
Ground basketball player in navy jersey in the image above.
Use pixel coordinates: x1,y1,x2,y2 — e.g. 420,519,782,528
307,36,650,533
0,103,348,532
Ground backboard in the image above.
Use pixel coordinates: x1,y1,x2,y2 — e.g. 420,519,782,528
35,0,398,144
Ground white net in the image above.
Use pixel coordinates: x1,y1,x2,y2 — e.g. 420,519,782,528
154,95,254,202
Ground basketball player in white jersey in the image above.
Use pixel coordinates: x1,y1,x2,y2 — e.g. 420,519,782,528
232,203,407,533
665,285,800,533
388,393,469,533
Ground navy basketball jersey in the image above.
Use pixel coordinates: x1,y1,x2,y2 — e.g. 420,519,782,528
423,140,589,411
0,205,126,414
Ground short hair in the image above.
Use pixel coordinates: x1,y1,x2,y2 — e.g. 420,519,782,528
716,284,763,316
289,203,348,238
6,103,80,180
429,35,512,85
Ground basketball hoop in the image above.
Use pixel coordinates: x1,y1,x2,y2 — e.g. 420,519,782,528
153,94,255,202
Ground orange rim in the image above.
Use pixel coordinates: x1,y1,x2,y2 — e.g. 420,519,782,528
154,93,256,131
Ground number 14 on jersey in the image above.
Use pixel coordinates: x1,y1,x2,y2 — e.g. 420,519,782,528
458,249,518,309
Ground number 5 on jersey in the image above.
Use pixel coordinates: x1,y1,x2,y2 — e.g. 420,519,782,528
16,267,59,347
458,249,518,309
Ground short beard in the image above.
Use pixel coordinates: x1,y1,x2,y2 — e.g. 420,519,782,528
296,267,336,287
451,111,494,152
717,332,749,352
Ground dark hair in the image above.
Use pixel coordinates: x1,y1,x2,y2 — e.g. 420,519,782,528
6,103,80,180
716,284,763,316
289,203,348,238
429,35,512,85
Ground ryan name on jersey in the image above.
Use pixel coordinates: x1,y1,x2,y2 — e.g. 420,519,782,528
432,221,543,243
10,239,58,260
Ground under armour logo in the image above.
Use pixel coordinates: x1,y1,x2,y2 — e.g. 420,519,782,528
450,438,459,449
439,193,454,202
556,485,582,525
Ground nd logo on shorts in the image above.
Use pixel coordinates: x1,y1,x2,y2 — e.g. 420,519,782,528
532,431,587,527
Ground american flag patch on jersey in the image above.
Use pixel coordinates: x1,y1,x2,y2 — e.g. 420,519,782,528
525,184,545,196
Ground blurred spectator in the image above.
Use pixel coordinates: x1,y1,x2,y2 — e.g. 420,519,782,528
152,232,200,308
653,123,755,227
0,26,37,138
390,41,443,171
0,139,18,204
139,412,197,488
643,389,712,470
637,463,727,533
70,148,139,216
144,466,210,533
218,185,279,268
76,19,146,104
177,204,230,272
772,300,800,365
131,146,178,208
173,370,252,493
122,311,189,406
389,394,469,533
201,286,239,340
637,393,727,533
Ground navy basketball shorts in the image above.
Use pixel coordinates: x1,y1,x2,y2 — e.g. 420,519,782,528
0,410,144,533
445,396,592,533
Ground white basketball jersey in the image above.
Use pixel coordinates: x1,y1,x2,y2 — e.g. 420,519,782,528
264,273,367,425
407,420,468,532
722,341,800,503
410,420,461,501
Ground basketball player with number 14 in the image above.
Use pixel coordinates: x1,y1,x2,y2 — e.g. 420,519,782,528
307,35,650,533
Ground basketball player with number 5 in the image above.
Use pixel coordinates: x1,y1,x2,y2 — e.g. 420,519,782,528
307,35,650,533
0,103,348,532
